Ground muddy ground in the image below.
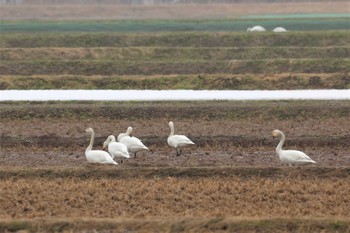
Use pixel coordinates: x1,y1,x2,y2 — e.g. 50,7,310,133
1,101,349,168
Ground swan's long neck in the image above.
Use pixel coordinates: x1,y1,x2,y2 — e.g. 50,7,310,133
126,127,133,136
86,131,94,152
276,132,285,154
109,135,116,143
169,124,174,137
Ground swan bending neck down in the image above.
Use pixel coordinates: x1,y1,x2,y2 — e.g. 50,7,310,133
118,126,148,158
273,27,287,32
272,129,316,166
103,135,130,163
247,25,266,32
117,126,133,141
167,121,195,156
85,128,118,165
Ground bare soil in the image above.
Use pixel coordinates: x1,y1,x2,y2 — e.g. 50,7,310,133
1,101,349,168
0,101,349,232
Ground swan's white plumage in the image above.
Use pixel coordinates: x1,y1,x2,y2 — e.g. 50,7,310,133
85,128,118,165
118,126,148,157
117,126,132,141
247,25,266,32
273,27,287,32
167,121,194,156
103,135,130,159
272,129,316,165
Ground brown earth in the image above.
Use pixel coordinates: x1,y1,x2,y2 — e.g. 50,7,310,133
0,101,349,232
1,101,349,168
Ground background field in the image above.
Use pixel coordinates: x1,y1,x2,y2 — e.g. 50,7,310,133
1,31,350,90
2,17,350,32
1,1,349,20
1,1,350,232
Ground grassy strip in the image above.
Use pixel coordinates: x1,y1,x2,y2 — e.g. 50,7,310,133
2,46,349,61
1,59,349,75
0,217,349,233
0,100,349,120
0,166,349,180
1,31,349,48
1,73,349,90
1,18,349,32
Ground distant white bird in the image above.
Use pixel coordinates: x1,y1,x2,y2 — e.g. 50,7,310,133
167,121,195,156
118,126,148,158
247,25,266,32
85,128,118,165
103,135,129,163
273,27,287,32
272,129,316,166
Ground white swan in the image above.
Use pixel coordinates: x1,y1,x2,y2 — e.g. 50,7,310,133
85,128,118,165
167,121,195,156
118,126,148,158
247,25,266,32
103,135,130,163
272,129,316,166
117,126,132,142
273,27,287,32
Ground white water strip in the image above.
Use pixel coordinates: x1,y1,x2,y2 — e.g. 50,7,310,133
0,90,349,101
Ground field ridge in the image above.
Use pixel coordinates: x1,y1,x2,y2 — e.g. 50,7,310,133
1,101,349,120
0,166,349,179
1,217,349,233
1,31,350,48
1,135,349,148
1,73,349,90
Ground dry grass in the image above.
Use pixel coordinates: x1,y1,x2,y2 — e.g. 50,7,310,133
1,176,349,219
2,47,349,61
1,2,348,20
1,73,349,90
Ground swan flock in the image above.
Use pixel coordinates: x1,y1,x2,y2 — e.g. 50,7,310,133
247,25,287,32
84,122,316,166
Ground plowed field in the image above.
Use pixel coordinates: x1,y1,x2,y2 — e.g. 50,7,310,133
0,101,349,232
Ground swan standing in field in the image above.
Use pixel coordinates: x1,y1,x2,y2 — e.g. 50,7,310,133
103,135,130,163
273,27,287,32
85,128,118,165
118,126,148,158
167,121,195,156
272,129,316,166
247,25,266,32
